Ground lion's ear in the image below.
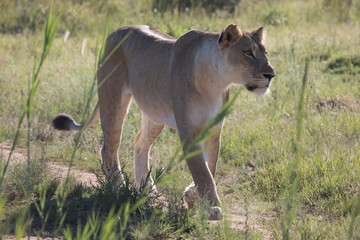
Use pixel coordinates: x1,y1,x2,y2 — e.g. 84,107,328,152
252,26,266,44
218,24,242,50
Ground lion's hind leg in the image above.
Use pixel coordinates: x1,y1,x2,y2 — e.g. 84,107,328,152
134,113,164,189
99,93,132,187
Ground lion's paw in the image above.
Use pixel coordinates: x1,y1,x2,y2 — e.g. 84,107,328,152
207,206,222,220
147,183,158,197
184,182,197,207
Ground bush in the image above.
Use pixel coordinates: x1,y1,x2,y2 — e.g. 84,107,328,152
0,0,46,34
152,0,241,13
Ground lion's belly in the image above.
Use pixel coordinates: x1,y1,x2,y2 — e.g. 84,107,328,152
132,95,177,129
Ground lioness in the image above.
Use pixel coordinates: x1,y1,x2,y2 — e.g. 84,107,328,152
52,24,275,220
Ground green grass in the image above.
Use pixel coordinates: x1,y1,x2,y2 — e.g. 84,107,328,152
0,0,360,239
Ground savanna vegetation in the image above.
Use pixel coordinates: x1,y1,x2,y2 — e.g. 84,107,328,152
0,0,359,239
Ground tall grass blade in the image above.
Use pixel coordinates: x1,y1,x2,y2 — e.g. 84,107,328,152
99,12,110,64
33,188,50,235
282,57,310,240
0,111,24,187
15,208,32,240
99,207,118,240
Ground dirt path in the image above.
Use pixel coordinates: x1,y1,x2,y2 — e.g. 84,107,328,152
217,173,275,239
0,144,99,187
223,200,275,239
46,162,99,187
1,143,274,239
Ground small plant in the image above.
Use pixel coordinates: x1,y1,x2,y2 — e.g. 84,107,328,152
2,158,52,200
33,187,50,238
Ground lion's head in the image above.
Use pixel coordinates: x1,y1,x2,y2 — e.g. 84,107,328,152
218,24,275,95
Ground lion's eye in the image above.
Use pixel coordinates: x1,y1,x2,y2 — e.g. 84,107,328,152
244,50,253,57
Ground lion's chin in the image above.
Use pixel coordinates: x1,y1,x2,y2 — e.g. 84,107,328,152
245,85,270,96
253,87,270,96
246,85,270,96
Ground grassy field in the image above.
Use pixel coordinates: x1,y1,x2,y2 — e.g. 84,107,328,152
0,0,360,239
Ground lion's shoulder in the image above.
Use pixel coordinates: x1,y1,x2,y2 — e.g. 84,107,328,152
175,29,218,49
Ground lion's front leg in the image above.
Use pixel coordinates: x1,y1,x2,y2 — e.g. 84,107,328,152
178,130,222,220
184,130,222,208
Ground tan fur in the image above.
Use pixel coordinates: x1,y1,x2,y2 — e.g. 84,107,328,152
52,24,275,220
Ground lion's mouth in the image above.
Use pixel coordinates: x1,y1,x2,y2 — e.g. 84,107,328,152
245,83,270,92
245,85,257,91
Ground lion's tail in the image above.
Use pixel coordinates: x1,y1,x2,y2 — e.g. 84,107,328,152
52,102,100,132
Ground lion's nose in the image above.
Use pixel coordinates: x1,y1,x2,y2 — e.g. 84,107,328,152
263,73,275,81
